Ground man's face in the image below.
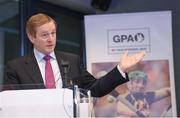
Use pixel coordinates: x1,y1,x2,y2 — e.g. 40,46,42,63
29,21,56,55
131,79,146,93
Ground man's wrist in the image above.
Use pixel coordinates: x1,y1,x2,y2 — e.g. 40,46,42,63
117,65,126,78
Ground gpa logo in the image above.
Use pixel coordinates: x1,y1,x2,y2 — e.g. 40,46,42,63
108,28,150,54
113,32,145,43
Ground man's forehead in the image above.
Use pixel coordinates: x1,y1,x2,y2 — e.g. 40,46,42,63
36,26,56,34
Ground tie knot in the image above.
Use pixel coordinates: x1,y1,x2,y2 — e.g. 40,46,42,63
43,55,51,61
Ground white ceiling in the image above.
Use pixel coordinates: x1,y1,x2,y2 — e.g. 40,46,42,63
43,0,98,14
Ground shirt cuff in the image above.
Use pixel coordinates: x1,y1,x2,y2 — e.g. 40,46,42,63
117,65,126,78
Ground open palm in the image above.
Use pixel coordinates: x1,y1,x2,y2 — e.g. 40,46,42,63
119,51,145,72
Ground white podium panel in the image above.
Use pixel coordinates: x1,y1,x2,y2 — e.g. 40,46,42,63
0,89,73,118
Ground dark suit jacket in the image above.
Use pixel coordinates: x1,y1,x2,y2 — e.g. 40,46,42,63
3,51,129,97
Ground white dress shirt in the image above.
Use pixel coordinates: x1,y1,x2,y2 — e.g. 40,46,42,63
33,48,62,88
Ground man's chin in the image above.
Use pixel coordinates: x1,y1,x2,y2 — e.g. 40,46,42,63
44,49,54,54
48,47,55,51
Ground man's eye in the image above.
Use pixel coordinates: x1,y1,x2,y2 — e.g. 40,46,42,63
42,33,48,37
51,32,56,35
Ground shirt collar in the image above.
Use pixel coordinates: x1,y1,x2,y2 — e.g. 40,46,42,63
34,48,56,62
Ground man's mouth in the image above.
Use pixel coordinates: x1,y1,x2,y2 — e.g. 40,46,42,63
47,44,53,47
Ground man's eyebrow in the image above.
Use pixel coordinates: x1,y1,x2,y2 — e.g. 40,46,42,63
41,30,56,33
40,31,48,33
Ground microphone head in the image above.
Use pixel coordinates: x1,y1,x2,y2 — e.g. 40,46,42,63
61,60,70,67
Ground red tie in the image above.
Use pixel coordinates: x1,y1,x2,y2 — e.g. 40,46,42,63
44,55,56,88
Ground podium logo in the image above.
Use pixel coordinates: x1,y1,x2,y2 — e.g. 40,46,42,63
108,28,150,54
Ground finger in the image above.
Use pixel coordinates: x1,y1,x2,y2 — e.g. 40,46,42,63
122,50,128,58
134,51,145,58
139,51,145,57
137,51,146,59
134,51,145,63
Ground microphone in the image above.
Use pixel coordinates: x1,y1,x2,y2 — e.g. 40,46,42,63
61,60,72,88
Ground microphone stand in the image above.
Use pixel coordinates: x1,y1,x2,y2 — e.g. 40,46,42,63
61,60,77,117
61,61,72,88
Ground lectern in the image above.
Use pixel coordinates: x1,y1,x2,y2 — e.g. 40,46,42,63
0,89,73,117
0,88,93,117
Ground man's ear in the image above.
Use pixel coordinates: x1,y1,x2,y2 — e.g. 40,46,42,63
27,33,34,44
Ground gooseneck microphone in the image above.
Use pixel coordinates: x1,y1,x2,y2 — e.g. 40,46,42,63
61,60,72,88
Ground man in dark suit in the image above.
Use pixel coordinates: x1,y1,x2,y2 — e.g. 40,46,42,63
3,13,145,97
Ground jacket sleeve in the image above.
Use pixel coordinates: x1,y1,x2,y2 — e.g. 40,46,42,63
76,55,129,97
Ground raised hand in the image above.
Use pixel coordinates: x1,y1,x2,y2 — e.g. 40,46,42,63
119,51,145,72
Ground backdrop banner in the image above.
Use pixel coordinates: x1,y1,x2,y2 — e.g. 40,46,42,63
84,11,176,117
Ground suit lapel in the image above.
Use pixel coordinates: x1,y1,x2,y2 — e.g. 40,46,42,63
23,51,71,88
55,52,65,81
24,54,45,87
